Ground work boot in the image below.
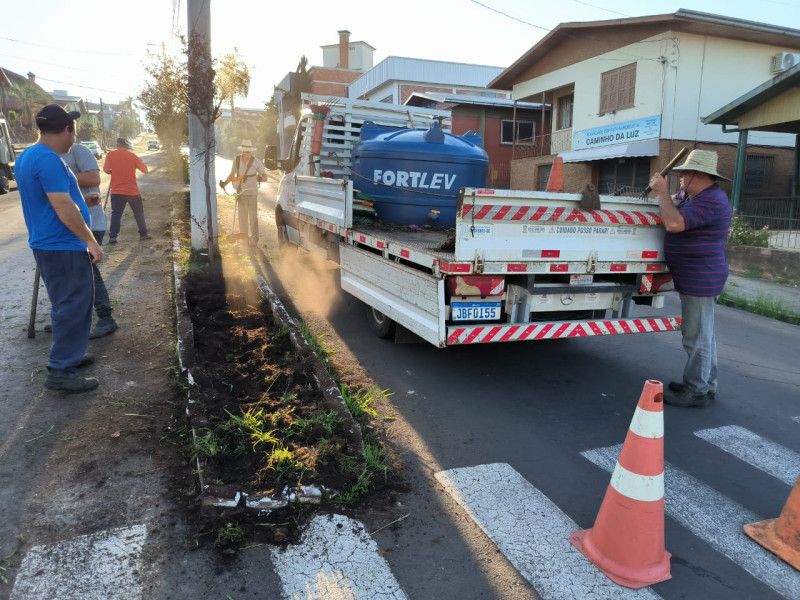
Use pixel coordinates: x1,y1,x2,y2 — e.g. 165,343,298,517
89,317,118,339
664,389,712,408
108,237,117,244
668,381,716,400
139,234,152,241
45,368,99,393
76,354,95,368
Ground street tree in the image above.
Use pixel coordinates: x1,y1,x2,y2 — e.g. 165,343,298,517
217,49,250,119
139,52,188,167
9,79,50,131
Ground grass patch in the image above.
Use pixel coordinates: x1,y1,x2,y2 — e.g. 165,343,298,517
340,385,391,420
299,322,331,358
192,429,222,459
215,522,246,547
718,291,800,325
338,442,390,506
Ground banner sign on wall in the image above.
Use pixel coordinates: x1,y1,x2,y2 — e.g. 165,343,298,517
572,115,661,151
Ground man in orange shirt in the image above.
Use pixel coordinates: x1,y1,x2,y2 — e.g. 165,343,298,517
103,137,149,243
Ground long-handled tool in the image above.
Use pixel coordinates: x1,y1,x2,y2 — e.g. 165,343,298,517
641,146,688,198
27,267,41,339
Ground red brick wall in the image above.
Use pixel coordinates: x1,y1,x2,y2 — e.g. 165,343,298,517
310,81,349,96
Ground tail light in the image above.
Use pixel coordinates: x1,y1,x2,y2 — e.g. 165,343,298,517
446,275,505,298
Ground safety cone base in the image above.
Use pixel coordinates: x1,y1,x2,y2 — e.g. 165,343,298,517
743,519,800,571
571,529,672,589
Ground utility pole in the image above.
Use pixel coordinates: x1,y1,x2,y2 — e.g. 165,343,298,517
187,0,217,250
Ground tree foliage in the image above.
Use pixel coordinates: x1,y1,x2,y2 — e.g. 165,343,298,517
139,52,188,160
77,117,100,142
8,80,51,131
217,49,250,117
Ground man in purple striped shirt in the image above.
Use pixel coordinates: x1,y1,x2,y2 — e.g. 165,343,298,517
650,149,732,408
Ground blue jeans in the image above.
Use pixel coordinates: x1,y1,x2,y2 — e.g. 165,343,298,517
33,249,94,370
92,231,112,319
679,294,718,395
109,194,148,238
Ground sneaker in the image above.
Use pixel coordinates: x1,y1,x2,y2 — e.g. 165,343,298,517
664,389,712,408
108,237,117,244
140,234,152,240
89,317,118,339
668,381,716,400
76,354,95,368
45,368,99,393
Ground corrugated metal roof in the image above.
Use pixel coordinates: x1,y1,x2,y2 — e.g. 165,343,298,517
404,91,546,110
349,57,504,99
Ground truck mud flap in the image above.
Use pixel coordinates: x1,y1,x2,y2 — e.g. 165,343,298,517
339,244,445,347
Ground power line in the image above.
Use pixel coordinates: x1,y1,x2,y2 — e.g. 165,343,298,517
469,0,552,32
567,0,630,18
0,35,131,57
32,75,128,96
0,53,96,73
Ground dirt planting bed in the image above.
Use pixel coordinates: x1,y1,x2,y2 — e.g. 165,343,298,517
179,245,396,545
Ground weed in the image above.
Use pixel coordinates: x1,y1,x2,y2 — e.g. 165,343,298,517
271,325,290,341
192,429,221,459
340,385,391,419
287,410,340,439
338,442,390,505
225,407,279,450
718,291,800,325
215,522,245,547
267,446,306,481
300,322,331,358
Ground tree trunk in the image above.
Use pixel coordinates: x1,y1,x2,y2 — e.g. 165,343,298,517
203,124,216,263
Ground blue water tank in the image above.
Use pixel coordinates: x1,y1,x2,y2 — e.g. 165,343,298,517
352,121,488,227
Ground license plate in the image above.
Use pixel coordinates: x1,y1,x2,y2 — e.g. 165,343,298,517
451,301,501,322
570,274,593,285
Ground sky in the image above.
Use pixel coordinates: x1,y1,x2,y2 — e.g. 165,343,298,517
2,0,800,110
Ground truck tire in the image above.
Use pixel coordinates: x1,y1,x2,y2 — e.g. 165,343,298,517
274,205,290,249
367,306,395,339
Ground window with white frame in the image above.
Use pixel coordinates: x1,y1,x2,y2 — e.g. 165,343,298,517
501,120,536,145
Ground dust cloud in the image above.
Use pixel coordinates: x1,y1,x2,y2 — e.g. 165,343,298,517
271,248,342,319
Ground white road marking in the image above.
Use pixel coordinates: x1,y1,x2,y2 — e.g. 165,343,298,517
269,514,407,600
695,425,800,486
11,524,146,600
435,463,661,599
582,445,800,599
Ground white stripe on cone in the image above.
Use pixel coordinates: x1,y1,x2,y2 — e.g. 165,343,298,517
628,406,664,439
609,462,665,502
582,444,800,599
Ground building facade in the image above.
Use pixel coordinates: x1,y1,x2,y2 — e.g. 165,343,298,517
492,10,800,198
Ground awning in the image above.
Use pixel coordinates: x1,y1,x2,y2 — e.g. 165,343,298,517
559,138,660,163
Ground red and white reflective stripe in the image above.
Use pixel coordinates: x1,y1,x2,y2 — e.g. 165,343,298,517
438,261,472,274
460,204,662,226
609,462,664,502
447,317,681,345
640,274,654,293
490,279,505,295
352,232,387,252
488,261,669,275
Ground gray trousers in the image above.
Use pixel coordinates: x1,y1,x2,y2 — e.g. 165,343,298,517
237,193,258,240
109,194,148,238
680,294,718,395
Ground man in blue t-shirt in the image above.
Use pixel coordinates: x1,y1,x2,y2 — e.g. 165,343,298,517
16,104,104,393
650,149,732,408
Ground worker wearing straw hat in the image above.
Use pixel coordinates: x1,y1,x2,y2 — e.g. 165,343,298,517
649,149,732,408
220,139,269,242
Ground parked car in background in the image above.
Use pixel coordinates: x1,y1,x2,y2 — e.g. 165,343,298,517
80,140,103,159
147,140,160,150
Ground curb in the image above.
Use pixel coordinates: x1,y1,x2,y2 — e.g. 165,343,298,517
170,209,363,513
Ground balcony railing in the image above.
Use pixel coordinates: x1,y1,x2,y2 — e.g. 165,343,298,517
551,128,572,153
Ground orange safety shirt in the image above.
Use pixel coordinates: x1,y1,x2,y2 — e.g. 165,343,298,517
103,148,148,196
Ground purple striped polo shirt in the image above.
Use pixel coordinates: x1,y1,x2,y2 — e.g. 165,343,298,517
663,184,732,297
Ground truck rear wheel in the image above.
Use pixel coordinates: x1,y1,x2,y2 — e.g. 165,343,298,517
367,306,395,339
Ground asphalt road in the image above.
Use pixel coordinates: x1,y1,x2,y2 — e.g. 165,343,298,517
252,178,800,600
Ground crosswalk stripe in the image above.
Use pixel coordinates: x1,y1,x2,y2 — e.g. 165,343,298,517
10,524,147,600
695,425,800,486
582,445,800,599
269,514,407,600
435,463,661,599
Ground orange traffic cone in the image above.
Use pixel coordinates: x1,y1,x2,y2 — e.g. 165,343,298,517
545,157,564,192
743,475,800,570
571,380,671,588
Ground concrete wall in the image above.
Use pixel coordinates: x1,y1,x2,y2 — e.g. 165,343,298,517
728,245,800,280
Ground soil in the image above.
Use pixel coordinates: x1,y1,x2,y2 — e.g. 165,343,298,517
179,238,402,545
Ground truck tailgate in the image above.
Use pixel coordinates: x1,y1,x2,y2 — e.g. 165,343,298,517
456,189,665,267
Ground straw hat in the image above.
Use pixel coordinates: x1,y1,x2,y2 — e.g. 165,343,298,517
238,139,256,152
672,149,729,180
